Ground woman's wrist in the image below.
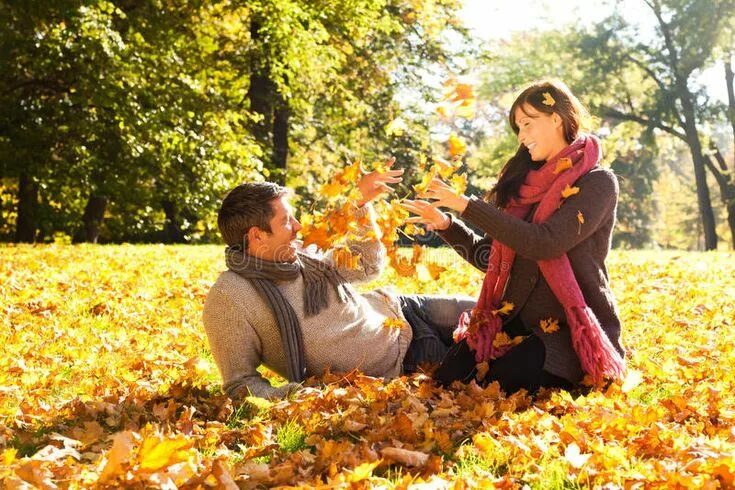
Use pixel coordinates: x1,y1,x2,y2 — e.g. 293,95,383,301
435,213,451,231
454,195,470,214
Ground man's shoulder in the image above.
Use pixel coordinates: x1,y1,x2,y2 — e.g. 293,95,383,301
206,270,259,303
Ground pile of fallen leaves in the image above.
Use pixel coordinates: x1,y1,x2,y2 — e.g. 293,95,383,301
1,245,734,488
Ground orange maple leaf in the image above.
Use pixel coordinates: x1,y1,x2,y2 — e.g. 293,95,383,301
491,301,514,317
447,132,467,158
539,317,560,333
561,184,580,199
577,210,584,235
554,157,573,174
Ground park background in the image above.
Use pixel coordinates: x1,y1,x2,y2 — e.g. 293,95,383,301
2,1,735,488
1,0,735,250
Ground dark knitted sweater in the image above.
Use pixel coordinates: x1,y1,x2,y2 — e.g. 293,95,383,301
437,167,625,383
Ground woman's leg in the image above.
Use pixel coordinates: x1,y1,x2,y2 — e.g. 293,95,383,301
484,335,572,394
433,334,573,394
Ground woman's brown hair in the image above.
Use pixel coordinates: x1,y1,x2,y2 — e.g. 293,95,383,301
487,80,590,208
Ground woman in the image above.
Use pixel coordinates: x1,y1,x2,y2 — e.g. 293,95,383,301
402,80,626,394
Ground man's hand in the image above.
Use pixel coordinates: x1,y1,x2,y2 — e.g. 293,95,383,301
356,156,404,206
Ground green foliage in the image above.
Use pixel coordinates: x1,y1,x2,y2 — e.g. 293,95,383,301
0,0,466,243
275,419,307,454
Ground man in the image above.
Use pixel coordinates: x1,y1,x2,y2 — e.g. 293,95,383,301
202,162,474,400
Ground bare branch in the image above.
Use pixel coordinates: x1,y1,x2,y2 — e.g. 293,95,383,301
598,104,686,141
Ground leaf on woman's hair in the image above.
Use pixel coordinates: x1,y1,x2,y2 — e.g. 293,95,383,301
542,92,556,106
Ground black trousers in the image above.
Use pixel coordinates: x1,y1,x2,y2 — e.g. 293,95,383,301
433,334,573,395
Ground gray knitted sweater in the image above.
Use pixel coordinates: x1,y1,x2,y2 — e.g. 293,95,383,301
202,204,413,400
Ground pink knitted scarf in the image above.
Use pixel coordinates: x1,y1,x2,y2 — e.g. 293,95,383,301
454,135,626,382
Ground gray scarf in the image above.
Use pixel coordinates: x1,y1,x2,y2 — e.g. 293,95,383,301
225,245,357,382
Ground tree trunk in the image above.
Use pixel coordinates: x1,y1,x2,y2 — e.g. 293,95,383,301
725,55,734,159
247,16,275,159
272,94,290,185
72,195,108,243
705,149,735,250
15,172,38,243
162,200,186,243
677,89,718,250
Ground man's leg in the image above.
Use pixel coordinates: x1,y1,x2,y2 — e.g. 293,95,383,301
400,295,475,372
399,294,476,344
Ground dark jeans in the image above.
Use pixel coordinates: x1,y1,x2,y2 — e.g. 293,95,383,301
433,334,574,395
398,294,475,372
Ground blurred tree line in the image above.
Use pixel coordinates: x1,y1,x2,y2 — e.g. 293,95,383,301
0,0,466,243
1,0,734,249
469,0,735,250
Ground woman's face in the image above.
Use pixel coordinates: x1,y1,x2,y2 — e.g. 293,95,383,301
514,103,567,162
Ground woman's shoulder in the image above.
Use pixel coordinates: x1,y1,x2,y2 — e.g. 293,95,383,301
577,166,619,196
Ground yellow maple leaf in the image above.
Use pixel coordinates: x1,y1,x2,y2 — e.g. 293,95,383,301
447,132,467,158
577,210,584,235
491,301,514,316
554,157,573,174
333,247,361,270
413,169,435,195
450,173,468,195
561,184,580,199
348,460,382,482
433,156,461,179
492,332,514,349
542,92,556,106
539,317,560,333
341,160,363,183
320,180,344,199
383,317,408,329
138,434,193,472
417,262,446,282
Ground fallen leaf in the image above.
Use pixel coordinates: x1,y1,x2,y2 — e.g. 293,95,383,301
380,447,429,467
564,442,591,469
99,431,136,482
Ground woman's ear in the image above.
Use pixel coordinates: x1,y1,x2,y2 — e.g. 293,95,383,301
552,112,563,129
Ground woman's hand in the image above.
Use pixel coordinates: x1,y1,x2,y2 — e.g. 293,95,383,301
401,199,451,232
418,177,470,214
356,157,404,206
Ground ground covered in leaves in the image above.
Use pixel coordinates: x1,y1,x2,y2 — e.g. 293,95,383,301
1,245,734,488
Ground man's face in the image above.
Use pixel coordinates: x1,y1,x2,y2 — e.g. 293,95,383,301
249,196,302,262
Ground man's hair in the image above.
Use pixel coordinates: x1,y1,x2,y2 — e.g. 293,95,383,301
217,182,290,246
